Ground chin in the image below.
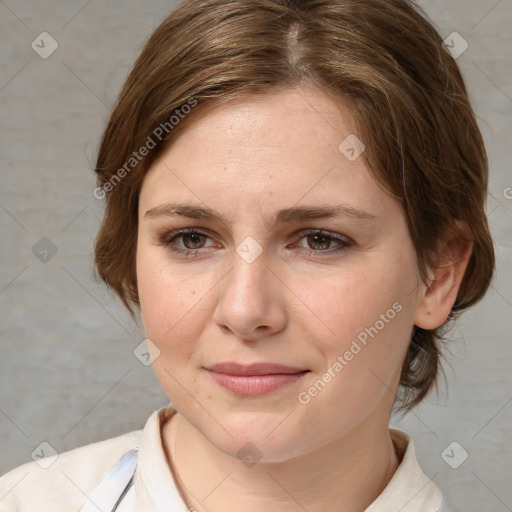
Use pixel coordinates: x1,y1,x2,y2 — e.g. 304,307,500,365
213,430,302,465
195,407,305,463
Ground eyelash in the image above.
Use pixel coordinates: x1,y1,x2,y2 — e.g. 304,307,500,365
158,228,352,258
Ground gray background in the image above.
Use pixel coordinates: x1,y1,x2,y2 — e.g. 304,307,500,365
0,1,511,510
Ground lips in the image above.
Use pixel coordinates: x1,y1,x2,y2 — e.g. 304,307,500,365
204,362,310,396
206,362,308,376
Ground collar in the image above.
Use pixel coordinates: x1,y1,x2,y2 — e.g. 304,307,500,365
365,427,443,511
133,404,187,510
133,405,443,511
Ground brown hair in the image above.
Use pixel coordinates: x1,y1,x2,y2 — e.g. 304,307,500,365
93,0,495,411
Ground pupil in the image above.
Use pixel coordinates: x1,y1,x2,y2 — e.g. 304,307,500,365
186,233,203,248
310,233,329,250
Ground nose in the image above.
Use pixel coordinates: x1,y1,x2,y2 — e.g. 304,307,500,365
212,244,288,342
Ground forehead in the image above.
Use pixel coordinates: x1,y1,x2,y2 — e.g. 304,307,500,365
164,86,358,155
139,86,398,224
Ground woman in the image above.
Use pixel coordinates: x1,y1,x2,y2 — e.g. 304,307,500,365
0,0,495,510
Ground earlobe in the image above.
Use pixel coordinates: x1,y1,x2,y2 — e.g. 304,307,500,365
414,222,473,331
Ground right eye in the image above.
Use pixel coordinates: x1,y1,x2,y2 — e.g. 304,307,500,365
158,228,219,257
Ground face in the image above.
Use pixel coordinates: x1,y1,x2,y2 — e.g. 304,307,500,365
136,86,426,462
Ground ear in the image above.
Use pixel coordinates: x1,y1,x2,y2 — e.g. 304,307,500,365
414,221,473,330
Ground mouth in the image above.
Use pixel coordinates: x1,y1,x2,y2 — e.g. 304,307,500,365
204,362,310,396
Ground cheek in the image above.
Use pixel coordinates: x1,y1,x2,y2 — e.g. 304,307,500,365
308,256,415,351
293,272,413,445
136,254,212,403
136,244,205,353
300,251,417,409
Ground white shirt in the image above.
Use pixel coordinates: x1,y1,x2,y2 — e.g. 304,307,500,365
0,404,453,511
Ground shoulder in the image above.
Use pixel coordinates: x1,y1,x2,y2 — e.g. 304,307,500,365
0,429,141,512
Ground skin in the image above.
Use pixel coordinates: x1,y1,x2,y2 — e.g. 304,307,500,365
136,85,472,512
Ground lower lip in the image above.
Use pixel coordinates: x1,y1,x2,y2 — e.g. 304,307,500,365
207,371,309,396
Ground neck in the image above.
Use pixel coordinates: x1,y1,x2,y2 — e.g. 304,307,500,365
162,410,400,512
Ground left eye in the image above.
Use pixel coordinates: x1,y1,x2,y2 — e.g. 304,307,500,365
296,230,349,252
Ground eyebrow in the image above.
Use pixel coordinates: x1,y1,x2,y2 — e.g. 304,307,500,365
144,202,376,230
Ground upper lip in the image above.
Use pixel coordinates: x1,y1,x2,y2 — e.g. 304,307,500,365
205,362,308,376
